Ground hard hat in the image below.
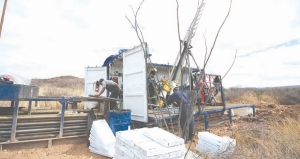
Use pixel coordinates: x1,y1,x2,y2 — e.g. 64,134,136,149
151,68,157,72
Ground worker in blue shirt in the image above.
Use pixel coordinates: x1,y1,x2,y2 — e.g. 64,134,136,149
167,86,195,141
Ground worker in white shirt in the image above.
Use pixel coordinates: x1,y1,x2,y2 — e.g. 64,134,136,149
90,78,120,110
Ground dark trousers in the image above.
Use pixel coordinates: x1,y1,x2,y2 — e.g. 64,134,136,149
148,84,157,104
109,86,120,110
180,104,195,141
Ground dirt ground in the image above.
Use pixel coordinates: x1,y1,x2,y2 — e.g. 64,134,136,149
1,103,299,159
0,137,109,159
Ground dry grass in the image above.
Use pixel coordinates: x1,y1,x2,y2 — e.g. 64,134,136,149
225,87,300,105
31,76,85,109
231,117,300,158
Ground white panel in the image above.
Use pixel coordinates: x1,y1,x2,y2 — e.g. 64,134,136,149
84,66,107,109
123,44,148,122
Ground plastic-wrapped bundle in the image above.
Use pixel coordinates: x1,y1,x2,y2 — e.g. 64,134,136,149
89,119,115,157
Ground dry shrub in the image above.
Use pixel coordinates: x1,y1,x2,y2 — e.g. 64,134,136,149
0,101,30,107
265,88,300,105
29,76,85,109
225,87,300,105
231,118,300,158
224,87,246,102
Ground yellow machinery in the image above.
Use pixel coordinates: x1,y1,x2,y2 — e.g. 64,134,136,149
155,1,206,106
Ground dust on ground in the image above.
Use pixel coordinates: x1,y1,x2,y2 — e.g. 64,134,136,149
1,103,299,159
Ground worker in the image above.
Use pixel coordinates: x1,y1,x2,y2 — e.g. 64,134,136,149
148,68,157,106
90,78,120,110
167,86,195,141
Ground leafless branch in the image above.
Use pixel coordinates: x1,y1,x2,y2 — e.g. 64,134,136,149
125,15,144,47
130,4,145,43
125,16,135,28
0,0,8,38
222,49,237,80
126,0,175,133
136,0,145,18
203,0,232,69
175,0,182,51
203,33,208,68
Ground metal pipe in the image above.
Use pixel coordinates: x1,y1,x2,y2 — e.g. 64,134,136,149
16,128,87,137
17,131,87,141
0,113,88,120
63,125,87,130
63,128,87,133
16,127,59,133
0,134,10,138
15,125,87,134
15,122,87,129
17,125,60,130
0,138,9,142
17,134,57,140
0,127,12,131
0,131,12,134
0,125,88,135
17,131,59,137
16,120,87,126
0,123,12,127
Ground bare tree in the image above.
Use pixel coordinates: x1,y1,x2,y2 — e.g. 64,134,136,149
203,0,233,70
222,49,237,80
126,0,176,133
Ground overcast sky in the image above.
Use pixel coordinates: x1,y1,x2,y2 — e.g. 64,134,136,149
0,0,299,88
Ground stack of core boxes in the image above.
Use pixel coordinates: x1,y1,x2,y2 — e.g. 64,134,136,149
114,127,189,159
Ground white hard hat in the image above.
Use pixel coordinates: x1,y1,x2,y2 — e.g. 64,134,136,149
151,68,157,72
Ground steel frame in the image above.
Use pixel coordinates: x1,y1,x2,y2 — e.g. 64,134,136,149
148,104,256,130
0,96,119,150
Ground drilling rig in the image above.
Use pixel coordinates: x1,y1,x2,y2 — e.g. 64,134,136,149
157,0,226,107
158,1,206,102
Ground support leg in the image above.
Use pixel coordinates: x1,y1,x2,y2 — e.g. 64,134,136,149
35,101,38,107
204,113,209,131
72,102,78,109
252,105,256,117
28,101,32,115
229,108,233,124
48,139,52,148
58,101,66,138
10,101,14,107
11,100,19,142
96,101,100,113
0,144,2,151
